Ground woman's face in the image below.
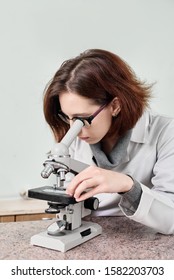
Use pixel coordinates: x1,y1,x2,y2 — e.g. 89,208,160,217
59,92,115,144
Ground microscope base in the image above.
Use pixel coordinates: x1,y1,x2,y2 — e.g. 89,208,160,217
30,221,102,252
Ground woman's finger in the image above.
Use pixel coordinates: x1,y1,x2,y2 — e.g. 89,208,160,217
66,166,100,195
75,186,101,202
73,177,99,199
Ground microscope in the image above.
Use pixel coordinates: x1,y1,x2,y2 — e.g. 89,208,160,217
28,119,102,252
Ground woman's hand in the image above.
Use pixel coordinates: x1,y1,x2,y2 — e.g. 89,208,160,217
66,166,133,201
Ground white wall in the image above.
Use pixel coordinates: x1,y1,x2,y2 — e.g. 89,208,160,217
0,0,174,198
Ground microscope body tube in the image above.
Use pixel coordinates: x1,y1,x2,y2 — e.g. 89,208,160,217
50,119,84,157
41,120,84,178
61,119,84,147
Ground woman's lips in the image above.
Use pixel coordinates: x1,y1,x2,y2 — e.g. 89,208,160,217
79,136,90,141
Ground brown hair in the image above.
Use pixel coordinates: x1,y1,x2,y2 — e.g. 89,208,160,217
43,49,152,141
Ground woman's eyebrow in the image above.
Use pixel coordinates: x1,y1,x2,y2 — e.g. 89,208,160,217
72,112,91,117
61,109,92,117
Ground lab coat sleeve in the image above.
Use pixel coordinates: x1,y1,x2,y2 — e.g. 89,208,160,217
120,120,174,234
119,184,174,234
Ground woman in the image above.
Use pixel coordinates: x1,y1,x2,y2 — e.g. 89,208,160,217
43,49,174,234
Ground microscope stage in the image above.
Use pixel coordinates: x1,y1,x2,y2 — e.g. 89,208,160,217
28,186,76,204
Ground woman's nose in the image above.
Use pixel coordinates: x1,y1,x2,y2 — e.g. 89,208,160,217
77,127,86,137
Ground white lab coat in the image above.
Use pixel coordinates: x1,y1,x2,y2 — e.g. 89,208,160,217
69,110,174,234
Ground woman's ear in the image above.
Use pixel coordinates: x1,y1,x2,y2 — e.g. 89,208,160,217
111,97,121,117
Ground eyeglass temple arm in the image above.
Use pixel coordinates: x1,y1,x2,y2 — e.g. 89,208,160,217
92,103,108,118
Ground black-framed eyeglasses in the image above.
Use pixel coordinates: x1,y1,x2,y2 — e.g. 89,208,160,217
58,102,109,128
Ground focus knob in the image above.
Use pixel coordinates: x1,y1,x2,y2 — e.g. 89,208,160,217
84,197,99,211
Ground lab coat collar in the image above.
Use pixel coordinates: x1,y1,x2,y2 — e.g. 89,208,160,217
131,110,150,144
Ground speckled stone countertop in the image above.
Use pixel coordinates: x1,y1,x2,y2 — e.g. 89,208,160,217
0,216,174,260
